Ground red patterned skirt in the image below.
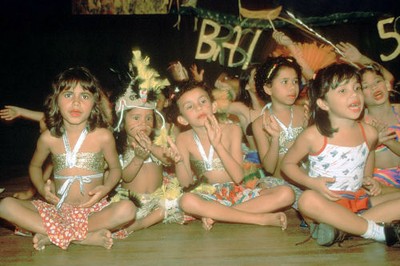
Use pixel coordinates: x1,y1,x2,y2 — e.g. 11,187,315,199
32,198,110,249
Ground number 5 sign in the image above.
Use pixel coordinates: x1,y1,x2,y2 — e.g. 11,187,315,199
378,16,400,61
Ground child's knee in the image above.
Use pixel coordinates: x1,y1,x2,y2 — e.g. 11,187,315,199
113,200,136,222
281,186,296,204
298,190,321,213
178,193,199,212
0,197,18,216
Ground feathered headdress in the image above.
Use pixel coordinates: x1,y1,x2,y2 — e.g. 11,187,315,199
114,49,170,146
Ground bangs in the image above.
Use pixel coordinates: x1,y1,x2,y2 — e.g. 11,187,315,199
57,68,99,94
329,70,360,91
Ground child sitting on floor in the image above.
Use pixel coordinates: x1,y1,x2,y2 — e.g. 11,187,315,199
0,66,136,250
110,50,185,238
167,81,294,231
282,63,400,247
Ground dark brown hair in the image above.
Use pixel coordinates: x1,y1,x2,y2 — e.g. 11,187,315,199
308,63,361,137
44,66,110,137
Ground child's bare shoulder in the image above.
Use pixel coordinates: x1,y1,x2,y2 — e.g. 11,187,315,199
176,129,193,143
37,130,58,149
299,125,325,152
39,129,54,142
92,127,114,142
297,125,323,144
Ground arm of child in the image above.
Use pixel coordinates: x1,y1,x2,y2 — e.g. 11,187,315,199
252,113,280,175
174,133,195,188
272,31,315,80
380,130,400,156
81,129,121,208
362,123,381,196
367,116,400,156
166,136,183,164
189,64,204,82
281,127,340,201
0,105,44,122
336,42,395,87
149,144,172,165
205,116,244,184
122,142,149,183
29,131,59,204
380,106,400,155
246,81,264,111
226,101,251,122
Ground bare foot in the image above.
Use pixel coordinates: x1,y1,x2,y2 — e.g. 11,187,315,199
262,212,287,230
33,233,51,251
277,212,287,230
77,229,113,249
13,188,36,200
201,217,215,231
260,212,287,230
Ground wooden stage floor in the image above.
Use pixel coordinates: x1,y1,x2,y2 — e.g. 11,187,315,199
0,174,399,266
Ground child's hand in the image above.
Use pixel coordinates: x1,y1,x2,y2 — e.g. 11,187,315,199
130,131,152,160
132,142,150,160
379,128,397,145
310,177,341,201
367,119,396,145
135,131,153,151
0,105,21,121
263,113,280,137
43,180,60,205
189,64,204,82
166,136,183,163
272,31,294,46
205,115,222,147
79,185,107,208
363,176,382,196
336,42,362,63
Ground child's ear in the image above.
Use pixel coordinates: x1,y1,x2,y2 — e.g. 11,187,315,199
177,115,189,126
212,101,218,114
316,98,329,111
263,84,272,96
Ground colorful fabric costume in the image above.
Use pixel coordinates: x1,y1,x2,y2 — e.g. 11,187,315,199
372,105,400,187
192,182,261,206
111,179,184,226
308,122,371,213
32,198,109,249
33,128,110,249
373,167,400,188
